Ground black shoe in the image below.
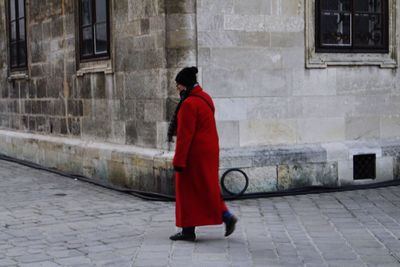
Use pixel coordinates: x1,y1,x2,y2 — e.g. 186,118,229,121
224,215,238,237
169,232,196,241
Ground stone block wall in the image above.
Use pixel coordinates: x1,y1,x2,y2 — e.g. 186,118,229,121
0,0,170,149
0,1,76,136
0,129,175,194
0,0,399,194
197,0,400,149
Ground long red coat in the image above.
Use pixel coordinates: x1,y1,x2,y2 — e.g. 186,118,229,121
173,85,228,227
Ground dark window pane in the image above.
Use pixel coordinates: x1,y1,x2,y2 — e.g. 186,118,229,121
354,0,381,12
18,41,26,66
96,0,107,23
18,18,25,40
10,0,16,20
354,13,383,47
317,0,387,52
321,0,350,11
81,0,92,26
320,12,351,46
18,0,24,18
11,21,17,42
95,23,107,54
10,44,17,67
82,26,93,56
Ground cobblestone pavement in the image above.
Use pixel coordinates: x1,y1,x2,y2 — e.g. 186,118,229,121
1,160,400,267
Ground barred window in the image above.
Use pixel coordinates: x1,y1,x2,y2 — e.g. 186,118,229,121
8,0,27,70
79,0,110,60
316,0,388,53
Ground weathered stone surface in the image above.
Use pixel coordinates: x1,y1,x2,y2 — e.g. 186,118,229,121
270,32,304,48
376,157,394,181
67,100,83,117
166,48,196,68
216,121,240,148
128,0,159,20
92,73,106,99
221,144,327,168
288,163,338,188
205,68,288,98
165,0,196,14
144,99,165,122
336,67,395,96
221,166,277,194
199,31,270,48
125,70,165,99
208,48,283,71
240,119,297,146
233,0,271,15
293,96,354,119
82,117,111,141
126,121,157,147
381,116,400,139
166,14,195,31
277,165,290,190
296,118,345,143
345,116,380,140
0,0,400,193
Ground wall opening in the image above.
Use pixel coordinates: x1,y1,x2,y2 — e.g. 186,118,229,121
353,154,376,180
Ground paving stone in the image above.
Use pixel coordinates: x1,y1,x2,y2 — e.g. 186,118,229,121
1,160,400,266
0,259,17,267
14,254,53,264
19,262,61,267
54,256,92,266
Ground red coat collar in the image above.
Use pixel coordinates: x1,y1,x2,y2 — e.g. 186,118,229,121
190,85,202,95
188,85,215,113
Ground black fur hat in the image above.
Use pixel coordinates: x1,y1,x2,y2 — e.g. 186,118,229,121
175,67,198,88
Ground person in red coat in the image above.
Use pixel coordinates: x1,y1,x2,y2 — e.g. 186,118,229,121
167,67,238,241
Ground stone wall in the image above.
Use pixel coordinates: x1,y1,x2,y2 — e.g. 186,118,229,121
0,129,175,194
197,0,400,149
0,0,399,194
0,0,170,149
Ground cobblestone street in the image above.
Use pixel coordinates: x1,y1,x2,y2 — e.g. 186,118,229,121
1,160,400,266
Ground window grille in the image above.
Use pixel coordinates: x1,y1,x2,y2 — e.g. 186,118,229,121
316,0,388,53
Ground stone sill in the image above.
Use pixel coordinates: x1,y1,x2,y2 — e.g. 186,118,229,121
7,72,29,82
0,129,172,159
77,59,113,76
306,53,398,69
0,129,399,194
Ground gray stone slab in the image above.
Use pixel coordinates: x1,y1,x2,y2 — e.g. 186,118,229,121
2,160,400,266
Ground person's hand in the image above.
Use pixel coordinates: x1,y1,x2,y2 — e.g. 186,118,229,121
174,166,184,172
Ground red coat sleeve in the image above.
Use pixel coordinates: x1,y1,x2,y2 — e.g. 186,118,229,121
173,100,197,168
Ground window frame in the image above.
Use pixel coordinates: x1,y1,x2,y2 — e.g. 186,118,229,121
305,0,397,69
78,0,111,62
315,0,389,53
8,0,27,71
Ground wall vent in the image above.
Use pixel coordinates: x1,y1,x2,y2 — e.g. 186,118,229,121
353,154,376,180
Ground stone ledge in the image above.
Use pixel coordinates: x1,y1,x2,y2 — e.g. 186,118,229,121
0,130,175,194
220,143,327,169
7,72,29,82
0,129,399,195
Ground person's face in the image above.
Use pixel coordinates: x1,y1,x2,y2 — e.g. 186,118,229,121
176,83,186,93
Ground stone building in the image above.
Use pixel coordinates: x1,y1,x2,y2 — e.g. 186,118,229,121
0,0,399,195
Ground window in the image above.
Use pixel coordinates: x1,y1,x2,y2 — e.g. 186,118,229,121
8,0,27,70
79,0,110,61
316,0,388,53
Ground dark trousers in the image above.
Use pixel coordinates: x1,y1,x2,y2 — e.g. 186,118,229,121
182,227,195,235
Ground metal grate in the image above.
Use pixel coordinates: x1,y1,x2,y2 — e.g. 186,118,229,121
353,154,376,180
